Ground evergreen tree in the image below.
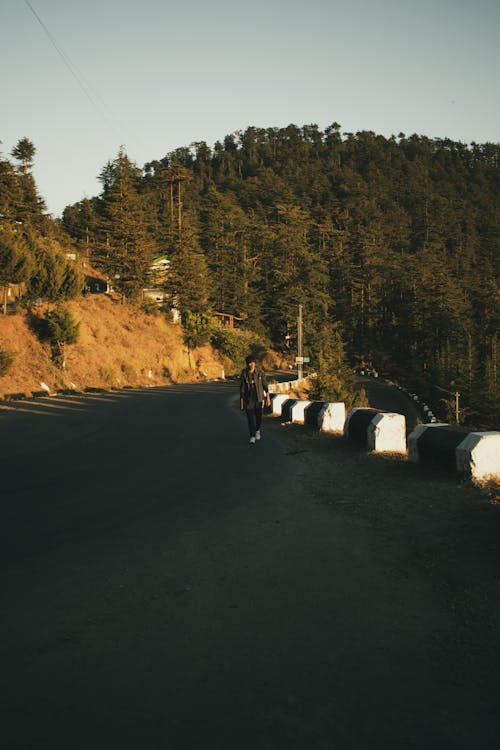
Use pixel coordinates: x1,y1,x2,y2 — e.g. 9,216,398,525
167,246,211,317
9,138,46,223
59,125,499,426
0,158,23,222
11,137,36,173
46,305,80,368
311,321,365,411
0,225,33,313
95,148,157,299
26,245,82,305
62,197,100,255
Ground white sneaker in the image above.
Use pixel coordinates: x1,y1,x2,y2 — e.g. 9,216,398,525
256,430,261,441
249,436,256,444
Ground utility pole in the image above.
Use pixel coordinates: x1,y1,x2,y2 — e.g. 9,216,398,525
297,304,303,380
177,175,182,248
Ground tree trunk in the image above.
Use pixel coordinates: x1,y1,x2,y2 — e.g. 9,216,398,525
56,340,66,369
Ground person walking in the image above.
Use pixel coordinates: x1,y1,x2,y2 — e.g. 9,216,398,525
239,355,271,445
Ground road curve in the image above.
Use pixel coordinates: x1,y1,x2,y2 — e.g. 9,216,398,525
359,375,424,431
0,383,496,749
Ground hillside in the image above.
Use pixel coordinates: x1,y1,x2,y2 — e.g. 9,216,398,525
0,295,227,397
61,128,499,428
2,126,498,425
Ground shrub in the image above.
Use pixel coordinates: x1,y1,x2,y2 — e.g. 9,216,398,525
210,327,267,372
183,311,212,349
310,322,368,411
139,299,160,316
47,306,80,345
0,349,14,378
46,305,80,368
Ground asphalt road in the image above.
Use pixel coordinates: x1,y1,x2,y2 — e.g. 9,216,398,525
357,375,424,432
1,383,497,749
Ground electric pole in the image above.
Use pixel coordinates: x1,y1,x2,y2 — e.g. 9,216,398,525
297,304,303,379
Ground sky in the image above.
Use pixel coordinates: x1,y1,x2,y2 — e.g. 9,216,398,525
2,0,499,217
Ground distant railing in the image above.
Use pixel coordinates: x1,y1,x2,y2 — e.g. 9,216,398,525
268,375,312,394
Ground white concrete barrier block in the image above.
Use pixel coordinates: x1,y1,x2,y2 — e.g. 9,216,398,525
407,423,449,463
290,400,312,424
269,375,312,395
456,432,500,480
367,413,406,453
271,394,289,416
318,402,346,433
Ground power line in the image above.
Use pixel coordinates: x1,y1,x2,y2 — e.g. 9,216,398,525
23,0,121,139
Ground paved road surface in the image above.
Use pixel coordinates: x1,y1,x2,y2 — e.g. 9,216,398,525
0,383,497,749
358,375,424,431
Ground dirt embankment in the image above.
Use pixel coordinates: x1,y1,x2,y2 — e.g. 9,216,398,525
0,295,225,397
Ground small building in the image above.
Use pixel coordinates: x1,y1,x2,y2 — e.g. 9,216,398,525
213,311,248,328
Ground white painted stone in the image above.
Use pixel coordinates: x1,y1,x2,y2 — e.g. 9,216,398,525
269,381,288,394
407,423,449,463
290,400,312,424
268,376,311,395
318,402,346,433
456,432,500,480
367,412,406,453
270,394,289,416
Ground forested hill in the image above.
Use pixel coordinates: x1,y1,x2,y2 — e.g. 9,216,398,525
1,125,498,426
61,124,499,426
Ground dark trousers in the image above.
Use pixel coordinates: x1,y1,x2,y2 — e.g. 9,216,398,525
245,405,263,437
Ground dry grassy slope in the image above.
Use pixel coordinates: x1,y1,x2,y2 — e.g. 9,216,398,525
0,295,225,396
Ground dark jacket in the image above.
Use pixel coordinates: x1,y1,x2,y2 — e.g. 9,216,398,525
240,366,269,406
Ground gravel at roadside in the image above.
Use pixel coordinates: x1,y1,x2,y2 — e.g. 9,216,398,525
265,415,500,701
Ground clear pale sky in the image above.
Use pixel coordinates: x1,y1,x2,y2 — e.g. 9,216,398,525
2,0,499,217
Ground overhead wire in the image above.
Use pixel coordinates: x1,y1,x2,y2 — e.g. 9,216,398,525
23,0,125,142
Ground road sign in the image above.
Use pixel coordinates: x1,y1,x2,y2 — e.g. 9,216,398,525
303,357,310,363
295,356,304,364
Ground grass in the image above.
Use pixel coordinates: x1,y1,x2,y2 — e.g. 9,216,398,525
0,295,225,397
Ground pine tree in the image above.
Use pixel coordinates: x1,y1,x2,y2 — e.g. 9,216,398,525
9,138,46,223
311,322,365,410
0,158,23,222
0,225,33,313
46,305,80,368
10,137,36,173
167,246,211,317
95,148,157,299
57,126,498,426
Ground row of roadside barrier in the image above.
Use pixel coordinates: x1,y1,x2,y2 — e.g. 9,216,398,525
268,375,311,394
267,393,500,482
